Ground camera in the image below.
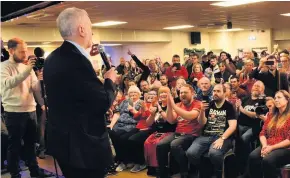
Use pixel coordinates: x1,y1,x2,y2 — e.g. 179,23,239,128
265,61,274,66
255,95,269,115
172,63,181,70
33,57,45,71
33,47,45,71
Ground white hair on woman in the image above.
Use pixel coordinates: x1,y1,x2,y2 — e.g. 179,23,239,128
128,85,141,95
56,7,88,38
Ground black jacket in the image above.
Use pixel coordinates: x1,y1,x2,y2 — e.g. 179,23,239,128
214,70,231,84
43,41,116,169
250,68,289,97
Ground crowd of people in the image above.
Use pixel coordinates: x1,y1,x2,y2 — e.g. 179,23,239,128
1,7,290,178
1,35,290,178
99,47,290,178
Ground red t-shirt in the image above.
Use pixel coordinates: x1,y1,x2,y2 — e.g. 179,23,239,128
175,100,202,136
190,72,204,81
165,66,189,87
134,102,151,130
259,114,290,149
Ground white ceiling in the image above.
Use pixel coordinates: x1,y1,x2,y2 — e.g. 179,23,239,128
2,1,290,31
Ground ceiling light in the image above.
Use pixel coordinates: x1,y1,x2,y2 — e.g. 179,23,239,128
101,44,122,46
211,0,264,7
216,28,244,32
280,13,290,16
163,25,194,30
93,21,127,27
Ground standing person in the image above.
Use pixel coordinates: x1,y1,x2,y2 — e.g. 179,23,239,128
1,38,50,178
43,7,116,178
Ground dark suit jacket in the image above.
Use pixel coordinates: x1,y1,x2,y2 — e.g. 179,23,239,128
43,41,116,169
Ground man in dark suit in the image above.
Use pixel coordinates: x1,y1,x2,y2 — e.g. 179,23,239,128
43,7,116,178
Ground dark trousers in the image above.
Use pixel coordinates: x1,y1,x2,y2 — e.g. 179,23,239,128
128,129,154,164
248,146,290,178
57,160,106,178
36,105,46,152
108,128,139,164
1,131,8,167
186,135,233,171
4,111,39,176
236,125,255,173
156,133,196,175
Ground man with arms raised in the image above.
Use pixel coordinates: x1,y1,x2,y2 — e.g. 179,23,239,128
156,84,202,178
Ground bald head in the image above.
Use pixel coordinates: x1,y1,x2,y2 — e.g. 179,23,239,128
198,77,211,92
243,49,253,59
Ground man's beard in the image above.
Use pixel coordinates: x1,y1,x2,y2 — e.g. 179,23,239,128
213,95,221,102
13,54,23,63
181,97,191,105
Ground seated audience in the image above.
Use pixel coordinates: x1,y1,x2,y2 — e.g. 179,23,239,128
107,86,143,172
230,76,248,100
157,84,202,178
144,87,177,176
159,74,169,87
188,63,204,86
219,51,236,74
126,89,158,173
195,77,213,103
186,84,237,178
212,62,231,85
204,55,220,80
241,90,290,178
235,81,266,174
171,78,186,103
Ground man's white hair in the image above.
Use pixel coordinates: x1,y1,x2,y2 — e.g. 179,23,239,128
56,7,88,38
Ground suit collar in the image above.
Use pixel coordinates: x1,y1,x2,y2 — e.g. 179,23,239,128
61,41,90,61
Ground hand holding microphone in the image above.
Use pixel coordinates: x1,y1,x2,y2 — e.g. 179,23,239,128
90,43,116,83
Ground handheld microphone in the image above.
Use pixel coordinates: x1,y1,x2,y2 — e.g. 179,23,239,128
97,45,111,70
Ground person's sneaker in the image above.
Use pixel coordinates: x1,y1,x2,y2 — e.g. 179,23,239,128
126,163,134,169
130,164,147,173
116,163,127,172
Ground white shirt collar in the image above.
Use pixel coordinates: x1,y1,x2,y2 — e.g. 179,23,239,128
66,40,90,60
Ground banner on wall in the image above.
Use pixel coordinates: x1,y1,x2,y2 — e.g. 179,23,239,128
184,48,205,57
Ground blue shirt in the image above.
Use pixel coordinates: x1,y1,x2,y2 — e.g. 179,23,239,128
66,40,90,60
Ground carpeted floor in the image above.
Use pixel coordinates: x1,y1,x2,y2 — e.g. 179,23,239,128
1,156,155,178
